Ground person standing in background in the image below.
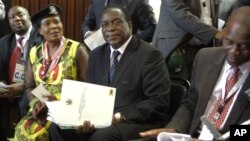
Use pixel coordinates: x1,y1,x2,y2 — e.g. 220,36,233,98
139,6,250,141
152,0,223,80
82,0,157,43
0,0,5,20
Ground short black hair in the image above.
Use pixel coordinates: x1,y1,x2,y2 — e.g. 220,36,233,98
102,4,131,22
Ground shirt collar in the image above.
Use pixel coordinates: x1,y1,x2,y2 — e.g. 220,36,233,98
225,60,250,74
110,35,132,57
15,26,32,43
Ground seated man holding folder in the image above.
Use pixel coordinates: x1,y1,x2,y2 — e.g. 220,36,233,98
138,6,250,141
49,4,171,141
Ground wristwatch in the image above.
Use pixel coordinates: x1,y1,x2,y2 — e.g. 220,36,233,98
114,112,126,121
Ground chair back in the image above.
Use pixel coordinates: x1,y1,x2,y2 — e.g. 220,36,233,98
169,82,187,115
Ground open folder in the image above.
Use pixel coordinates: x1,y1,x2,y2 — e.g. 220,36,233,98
46,79,116,129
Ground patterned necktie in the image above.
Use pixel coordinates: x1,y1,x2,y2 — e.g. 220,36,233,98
8,37,25,82
209,67,240,129
109,50,120,83
18,37,25,55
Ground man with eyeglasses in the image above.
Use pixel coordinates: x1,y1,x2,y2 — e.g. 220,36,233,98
138,6,250,141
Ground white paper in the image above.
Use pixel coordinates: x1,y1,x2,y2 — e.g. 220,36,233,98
218,19,225,30
157,132,192,141
198,125,216,140
49,79,116,129
84,28,106,50
31,84,52,102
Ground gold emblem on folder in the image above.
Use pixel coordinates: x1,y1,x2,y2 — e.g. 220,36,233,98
109,89,114,96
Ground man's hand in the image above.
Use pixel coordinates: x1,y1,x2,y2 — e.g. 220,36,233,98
77,120,95,133
139,128,177,138
215,30,224,42
5,82,23,97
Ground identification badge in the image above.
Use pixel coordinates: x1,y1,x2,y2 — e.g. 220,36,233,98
12,63,25,83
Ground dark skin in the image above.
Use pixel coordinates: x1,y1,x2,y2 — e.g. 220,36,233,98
139,7,250,141
0,6,32,97
31,15,64,119
77,7,132,133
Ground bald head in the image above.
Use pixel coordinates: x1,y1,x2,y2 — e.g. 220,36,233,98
227,6,250,32
222,6,250,67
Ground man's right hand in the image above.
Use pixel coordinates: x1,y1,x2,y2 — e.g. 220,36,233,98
139,128,177,138
77,120,95,133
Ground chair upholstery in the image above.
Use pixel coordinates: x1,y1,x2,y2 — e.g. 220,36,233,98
169,82,187,115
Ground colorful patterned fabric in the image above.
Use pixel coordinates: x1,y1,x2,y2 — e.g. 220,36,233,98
30,39,79,100
14,39,80,141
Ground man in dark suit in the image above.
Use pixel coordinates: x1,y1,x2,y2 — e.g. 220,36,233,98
77,4,170,141
153,0,223,80
82,0,156,43
0,6,41,140
138,6,250,141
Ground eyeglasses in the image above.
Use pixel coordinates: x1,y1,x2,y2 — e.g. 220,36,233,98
222,38,250,51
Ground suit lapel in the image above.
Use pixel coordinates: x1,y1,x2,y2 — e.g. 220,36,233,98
102,45,111,86
110,37,138,86
201,49,226,110
222,73,250,132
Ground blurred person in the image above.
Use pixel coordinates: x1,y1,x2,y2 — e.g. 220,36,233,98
82,0,156,43
138,6,250,141
14,4,89,141
0,0,5,20
152,0,223,80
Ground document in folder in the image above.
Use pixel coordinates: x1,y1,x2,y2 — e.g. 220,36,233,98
49,79,116,129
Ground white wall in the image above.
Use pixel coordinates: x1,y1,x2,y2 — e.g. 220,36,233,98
149,0,161,22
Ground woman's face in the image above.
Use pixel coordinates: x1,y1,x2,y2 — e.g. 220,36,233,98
39,16,63,43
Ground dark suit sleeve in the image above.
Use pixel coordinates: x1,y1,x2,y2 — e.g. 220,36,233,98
82,4,96,38
133,0,156,42
123,49,171,123
163,0,217,44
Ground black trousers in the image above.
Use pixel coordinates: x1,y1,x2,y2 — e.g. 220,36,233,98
49,122,162,141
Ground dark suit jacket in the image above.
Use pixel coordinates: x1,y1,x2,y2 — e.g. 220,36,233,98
152,0,218,58
167,47,250,137
87,36,171,125
0,27,41,83
82,0,156,42
0,26,42,116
